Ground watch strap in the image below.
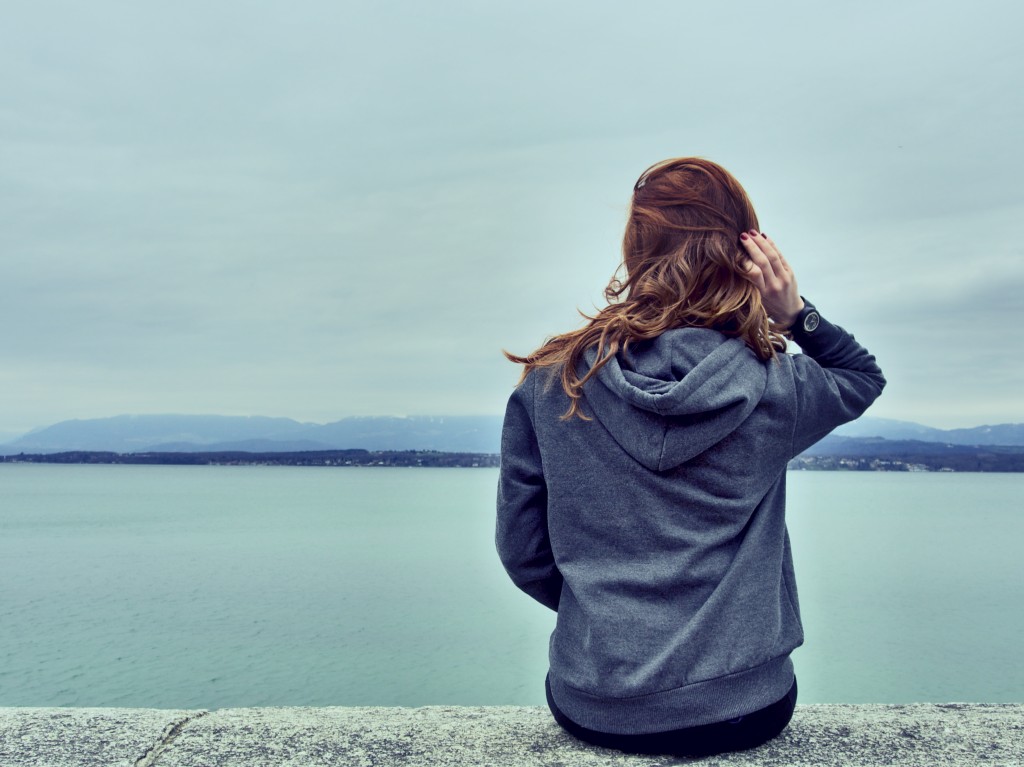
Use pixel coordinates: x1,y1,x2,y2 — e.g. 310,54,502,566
793,299,820,334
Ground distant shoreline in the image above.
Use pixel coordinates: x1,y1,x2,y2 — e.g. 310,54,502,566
4,448,1024,471
0,449,500,468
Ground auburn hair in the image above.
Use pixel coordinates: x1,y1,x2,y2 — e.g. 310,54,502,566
505,157,789,420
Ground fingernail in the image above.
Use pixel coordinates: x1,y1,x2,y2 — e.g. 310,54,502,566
740,232,749,240
748,229,758,236
760,232,767,238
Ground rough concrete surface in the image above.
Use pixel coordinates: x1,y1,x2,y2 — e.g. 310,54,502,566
0,704,1021,767
0,707,199,767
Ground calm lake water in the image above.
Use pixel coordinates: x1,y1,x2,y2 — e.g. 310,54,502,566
0,465,1021,707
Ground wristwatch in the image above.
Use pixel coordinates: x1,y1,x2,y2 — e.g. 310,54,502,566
793,300,820,333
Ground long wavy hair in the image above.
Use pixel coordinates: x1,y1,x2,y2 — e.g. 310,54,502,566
505,157,789,420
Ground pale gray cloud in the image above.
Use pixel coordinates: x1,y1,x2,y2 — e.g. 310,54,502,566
2,0,1022,434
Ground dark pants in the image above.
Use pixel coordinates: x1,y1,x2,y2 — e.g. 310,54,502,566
545,675,798,757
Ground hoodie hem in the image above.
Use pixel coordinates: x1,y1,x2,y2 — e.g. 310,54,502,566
547,655,795,735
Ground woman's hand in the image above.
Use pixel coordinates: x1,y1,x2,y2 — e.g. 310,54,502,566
740,230,804,328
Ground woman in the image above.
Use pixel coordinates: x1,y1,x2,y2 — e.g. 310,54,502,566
496,157,885,756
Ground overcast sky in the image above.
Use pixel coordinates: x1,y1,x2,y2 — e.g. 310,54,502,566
2,0,1022,438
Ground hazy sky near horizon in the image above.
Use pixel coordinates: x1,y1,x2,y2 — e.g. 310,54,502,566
3,0,1022,438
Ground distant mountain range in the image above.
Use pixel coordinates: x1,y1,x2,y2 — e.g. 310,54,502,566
0,414,504,455
826,418,1024,446
2,414,1024,457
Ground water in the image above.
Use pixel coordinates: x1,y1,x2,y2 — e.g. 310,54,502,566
0,465,1021,707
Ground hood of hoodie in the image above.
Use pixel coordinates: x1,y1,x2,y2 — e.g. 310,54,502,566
580,328,768,472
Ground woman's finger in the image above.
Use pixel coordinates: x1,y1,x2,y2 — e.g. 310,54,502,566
751,231,786,275
742,258,767,293
760,233,792,273
740,233,778,281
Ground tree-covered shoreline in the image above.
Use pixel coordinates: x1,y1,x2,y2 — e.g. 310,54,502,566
1,449,500,468
5,446,1024,471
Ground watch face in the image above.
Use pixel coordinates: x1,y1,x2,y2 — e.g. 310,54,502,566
803,311,820,332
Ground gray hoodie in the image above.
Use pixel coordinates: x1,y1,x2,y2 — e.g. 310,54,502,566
496,305,885,734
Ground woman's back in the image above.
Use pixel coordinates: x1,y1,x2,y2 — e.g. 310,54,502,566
500,320,882,734
496,157,885,753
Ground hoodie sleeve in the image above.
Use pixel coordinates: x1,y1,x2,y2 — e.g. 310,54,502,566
788,304,887,456
496,374,562,611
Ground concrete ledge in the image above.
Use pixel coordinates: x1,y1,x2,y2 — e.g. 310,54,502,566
1,704,1021,767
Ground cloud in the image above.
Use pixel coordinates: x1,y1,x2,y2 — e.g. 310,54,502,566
2,0,1022,433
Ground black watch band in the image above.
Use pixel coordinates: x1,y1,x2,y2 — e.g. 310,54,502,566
793,300,820,334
